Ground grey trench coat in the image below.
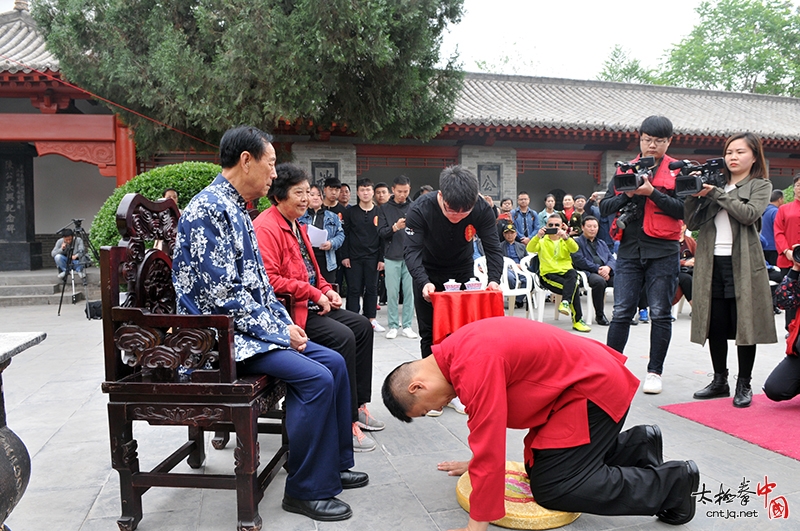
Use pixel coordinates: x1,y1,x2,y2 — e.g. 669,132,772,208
684,177,778,346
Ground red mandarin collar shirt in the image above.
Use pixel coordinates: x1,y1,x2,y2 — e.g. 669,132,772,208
431,317,639,522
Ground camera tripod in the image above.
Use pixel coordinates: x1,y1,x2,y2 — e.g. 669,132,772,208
56,219,100,318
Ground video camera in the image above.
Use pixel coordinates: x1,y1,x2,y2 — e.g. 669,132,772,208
615,202,639,230
671,158,725,197
613,156,655,192
56,218,85,237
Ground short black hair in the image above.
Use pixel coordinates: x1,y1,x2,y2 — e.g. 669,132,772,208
517,191,529,198
219,125,273,169
341,183,351,191
581,215,599,226
439,165,479,212
374,182,389,191
393,175,411,186
639,115,673,139
501,197,512,205
771,190,784,202
269,163,309,203
381,362,417,423
356,178,373,190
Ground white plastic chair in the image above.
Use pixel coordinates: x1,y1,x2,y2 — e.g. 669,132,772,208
473,256,488,288
501,257,535,319
520,254,548,322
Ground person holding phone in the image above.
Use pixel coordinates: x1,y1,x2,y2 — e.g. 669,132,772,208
527,213,590,332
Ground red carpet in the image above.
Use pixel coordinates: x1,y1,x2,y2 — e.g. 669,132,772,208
660,394,800,461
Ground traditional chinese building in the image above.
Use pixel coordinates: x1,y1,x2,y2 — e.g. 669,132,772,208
2,2,800,271
0,3,134,269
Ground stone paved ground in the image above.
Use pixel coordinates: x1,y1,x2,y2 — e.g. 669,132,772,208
2,299,798,530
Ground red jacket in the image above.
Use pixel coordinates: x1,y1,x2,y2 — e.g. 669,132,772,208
432,317,639,522
774,199,800,269
252,206,333,329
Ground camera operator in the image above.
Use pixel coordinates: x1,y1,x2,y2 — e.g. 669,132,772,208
599,115,685,395
51,228,86,281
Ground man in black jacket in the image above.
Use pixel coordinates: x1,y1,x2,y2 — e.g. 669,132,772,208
404,166,503,359
377,175,418,340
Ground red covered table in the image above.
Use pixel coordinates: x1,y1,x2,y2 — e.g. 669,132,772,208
430,290,505,345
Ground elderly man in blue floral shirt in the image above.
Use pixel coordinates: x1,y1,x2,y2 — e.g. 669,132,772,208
172,126,367,523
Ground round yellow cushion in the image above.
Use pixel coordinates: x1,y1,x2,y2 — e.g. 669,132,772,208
456,461,580,530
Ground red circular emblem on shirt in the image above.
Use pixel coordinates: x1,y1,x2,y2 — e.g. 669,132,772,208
464,224,476,241
338,212,343,221
374,215,379,226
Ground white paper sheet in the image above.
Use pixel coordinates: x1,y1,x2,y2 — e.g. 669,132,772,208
306,224,328,247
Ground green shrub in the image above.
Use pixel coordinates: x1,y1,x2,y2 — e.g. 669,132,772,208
90,162,222,251
785,183,794,203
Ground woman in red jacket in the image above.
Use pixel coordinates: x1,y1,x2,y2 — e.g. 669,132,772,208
252,164,383,452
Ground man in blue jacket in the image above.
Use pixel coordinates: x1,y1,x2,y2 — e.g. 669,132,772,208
573,215,616,326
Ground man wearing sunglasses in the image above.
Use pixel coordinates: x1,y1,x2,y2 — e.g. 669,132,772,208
528,214,591,332
599,115,685,395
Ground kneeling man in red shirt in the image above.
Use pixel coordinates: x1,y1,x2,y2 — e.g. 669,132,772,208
382,317,699,530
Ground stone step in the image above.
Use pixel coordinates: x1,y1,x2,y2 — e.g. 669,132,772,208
0,284,61,296
0,292,87,307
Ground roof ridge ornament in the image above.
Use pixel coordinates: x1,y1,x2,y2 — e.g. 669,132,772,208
14,1,29,11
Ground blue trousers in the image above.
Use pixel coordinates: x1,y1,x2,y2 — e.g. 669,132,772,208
238,341,353,500
54,254,83,273
607,254,679,375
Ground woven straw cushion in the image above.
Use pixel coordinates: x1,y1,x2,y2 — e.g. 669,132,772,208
456,461,580,529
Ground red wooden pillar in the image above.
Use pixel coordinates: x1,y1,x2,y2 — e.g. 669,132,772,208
114,117,137,186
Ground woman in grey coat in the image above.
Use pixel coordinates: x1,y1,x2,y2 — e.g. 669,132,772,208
684,132,777,408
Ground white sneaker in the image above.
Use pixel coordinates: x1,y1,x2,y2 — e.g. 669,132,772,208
371,320,386,332
643,373,663,394
78,270,86,279
446,397,467,415
401,327,419,339
386,328,398,339
426,409,443,417
57,271,66,280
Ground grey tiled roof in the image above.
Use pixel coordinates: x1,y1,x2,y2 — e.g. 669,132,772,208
455,73,800,141
0,9,59,74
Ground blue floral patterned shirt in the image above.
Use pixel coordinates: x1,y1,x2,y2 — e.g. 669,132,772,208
172,174,293,362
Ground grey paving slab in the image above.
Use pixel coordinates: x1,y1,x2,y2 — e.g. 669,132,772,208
1,300,799,531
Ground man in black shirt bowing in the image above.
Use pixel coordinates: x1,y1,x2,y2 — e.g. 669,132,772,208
404,165,503,361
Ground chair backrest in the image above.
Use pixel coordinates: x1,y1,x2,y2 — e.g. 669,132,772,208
101,193,236,385
473,256,488,288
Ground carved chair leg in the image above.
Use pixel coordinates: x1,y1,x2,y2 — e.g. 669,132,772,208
187,426,206,469
108,403,143,531
232,407,262,531
212,429,230,450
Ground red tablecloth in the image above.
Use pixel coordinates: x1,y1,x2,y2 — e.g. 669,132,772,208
430,290,505,345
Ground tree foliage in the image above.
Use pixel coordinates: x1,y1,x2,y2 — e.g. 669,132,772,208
597,45,656,84
597,0,800,96
660,0,800,95
32,0,464,155
90,161,220,251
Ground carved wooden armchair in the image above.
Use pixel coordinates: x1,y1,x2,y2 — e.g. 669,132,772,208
100,193,287,531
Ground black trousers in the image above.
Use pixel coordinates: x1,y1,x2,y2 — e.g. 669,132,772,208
345,257,379,319
527,402,689,516
677,272,693,302
414,267,473,358
587,272,613,315
542,269,583,321
764,355,800,402
305,308,374,423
